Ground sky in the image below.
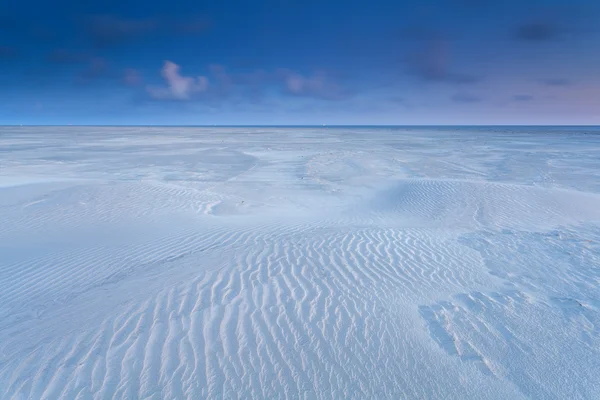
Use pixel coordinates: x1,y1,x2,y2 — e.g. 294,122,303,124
1,0,599,125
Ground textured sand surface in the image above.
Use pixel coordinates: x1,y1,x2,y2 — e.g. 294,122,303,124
1,126,599,399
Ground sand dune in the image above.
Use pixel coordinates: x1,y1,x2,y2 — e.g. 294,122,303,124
1,126,599,399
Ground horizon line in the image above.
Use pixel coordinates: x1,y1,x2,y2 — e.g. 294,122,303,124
2,124,600,128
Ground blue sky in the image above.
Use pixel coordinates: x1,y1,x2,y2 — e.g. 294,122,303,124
1,0,599,124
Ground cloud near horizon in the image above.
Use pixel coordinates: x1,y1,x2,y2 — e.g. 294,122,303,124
147,61,209,100
145,61,351,103
277,69,350,100
2,0,599,124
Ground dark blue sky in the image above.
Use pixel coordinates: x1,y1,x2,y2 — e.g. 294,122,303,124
1,0,599,124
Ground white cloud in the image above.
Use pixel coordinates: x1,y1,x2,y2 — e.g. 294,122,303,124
277,69,348,100
145,61,350,103
147,61,209,100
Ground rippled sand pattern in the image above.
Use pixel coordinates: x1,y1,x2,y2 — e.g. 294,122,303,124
1,126,599,399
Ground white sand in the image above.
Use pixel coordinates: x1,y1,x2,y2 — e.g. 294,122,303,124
1,126,599,399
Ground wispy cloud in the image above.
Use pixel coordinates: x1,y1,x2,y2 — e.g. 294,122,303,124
147,61,209,100
144,61,351,103
277,69,350,100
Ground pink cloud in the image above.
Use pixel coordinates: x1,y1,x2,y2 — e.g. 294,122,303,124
144,61,350,102
277,69,349,100
147,61,209,100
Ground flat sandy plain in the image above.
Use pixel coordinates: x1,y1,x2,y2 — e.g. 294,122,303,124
1,126,599,399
